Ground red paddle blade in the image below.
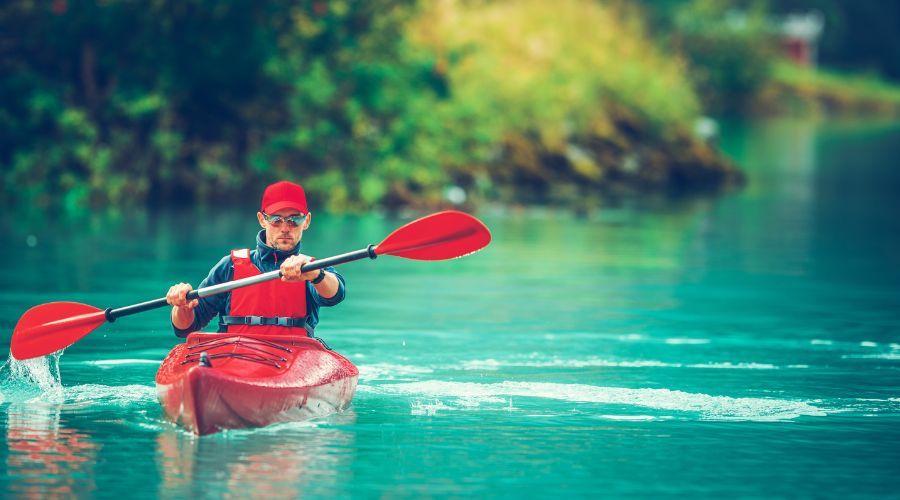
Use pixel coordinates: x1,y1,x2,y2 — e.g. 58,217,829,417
11,302,107,360
375,211,491,260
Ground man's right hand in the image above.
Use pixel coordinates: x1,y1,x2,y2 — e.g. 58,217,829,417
166,283,199,310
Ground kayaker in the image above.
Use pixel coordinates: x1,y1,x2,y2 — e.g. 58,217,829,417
165,180,345,340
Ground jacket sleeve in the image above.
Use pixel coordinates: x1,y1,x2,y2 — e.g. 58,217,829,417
173,254,233,338
310,266,345,307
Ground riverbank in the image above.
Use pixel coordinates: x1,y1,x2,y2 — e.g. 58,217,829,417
471,107,744,210
401,0,744,212
755,63,900,117
0,0,746,215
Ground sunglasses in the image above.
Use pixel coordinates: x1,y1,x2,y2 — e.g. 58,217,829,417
262,212,308,227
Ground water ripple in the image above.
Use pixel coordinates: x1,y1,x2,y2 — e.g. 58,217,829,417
369,380,827,421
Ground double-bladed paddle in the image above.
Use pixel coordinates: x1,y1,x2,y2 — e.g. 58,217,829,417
10,210,491,360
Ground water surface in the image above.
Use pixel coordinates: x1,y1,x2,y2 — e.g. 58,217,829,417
1,118,899,497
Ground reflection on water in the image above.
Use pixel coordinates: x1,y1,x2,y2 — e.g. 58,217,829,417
4,403,99,497
156,416,357,498
1,355,98,496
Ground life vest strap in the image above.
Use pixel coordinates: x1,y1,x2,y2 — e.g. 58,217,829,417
221,315,314,336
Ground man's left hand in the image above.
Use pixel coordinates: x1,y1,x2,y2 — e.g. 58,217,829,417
280,254,320,282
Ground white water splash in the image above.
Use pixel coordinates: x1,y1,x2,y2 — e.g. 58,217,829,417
359,363,435,381
597,414,666,421
664,338,711,345
65,384,158,406
460,358,673,370
687,362,780,370
842,352,900,360
0,352,65,403
458,358,799,371
0,352,156,408
409,395,511,416
373,381,827,421
410,400,456,416
81,359,161,368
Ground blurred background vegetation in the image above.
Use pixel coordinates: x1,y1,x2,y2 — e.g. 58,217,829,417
1,0,898,213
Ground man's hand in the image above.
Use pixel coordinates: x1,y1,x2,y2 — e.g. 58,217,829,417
280,254,320,282
166,283,199,310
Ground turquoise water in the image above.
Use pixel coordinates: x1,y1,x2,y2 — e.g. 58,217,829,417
2,119,899,497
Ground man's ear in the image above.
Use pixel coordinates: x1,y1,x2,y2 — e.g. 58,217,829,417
257,212,266,228
303,212,312,230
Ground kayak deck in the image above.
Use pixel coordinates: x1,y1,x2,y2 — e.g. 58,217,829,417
156,332,358,435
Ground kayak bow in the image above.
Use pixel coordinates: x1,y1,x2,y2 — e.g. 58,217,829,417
155,333,358,435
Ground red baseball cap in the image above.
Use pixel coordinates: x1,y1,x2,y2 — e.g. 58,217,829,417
261,181,308,214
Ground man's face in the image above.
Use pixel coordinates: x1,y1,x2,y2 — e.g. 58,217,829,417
257,208,311,251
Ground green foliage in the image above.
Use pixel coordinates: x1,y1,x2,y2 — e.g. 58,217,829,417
764,61,900,115
415,0,701,134
251,3,468,211
407,0,715,201
774,63,900,102
0,0,441,211
672,0,776,113
643,0,900,115
0,0,727,212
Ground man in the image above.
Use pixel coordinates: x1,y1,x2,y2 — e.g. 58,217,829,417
166,180,345,340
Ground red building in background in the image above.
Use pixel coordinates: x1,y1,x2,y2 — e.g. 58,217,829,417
779,12,824,67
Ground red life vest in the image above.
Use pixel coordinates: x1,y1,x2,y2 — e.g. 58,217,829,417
226,248,308,335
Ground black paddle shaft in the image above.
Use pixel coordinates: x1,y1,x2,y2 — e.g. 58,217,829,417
105,245,377,322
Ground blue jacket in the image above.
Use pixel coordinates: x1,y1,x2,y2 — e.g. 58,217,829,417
173,230,346,337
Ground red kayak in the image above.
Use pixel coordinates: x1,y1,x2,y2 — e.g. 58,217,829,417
155,332,358,436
